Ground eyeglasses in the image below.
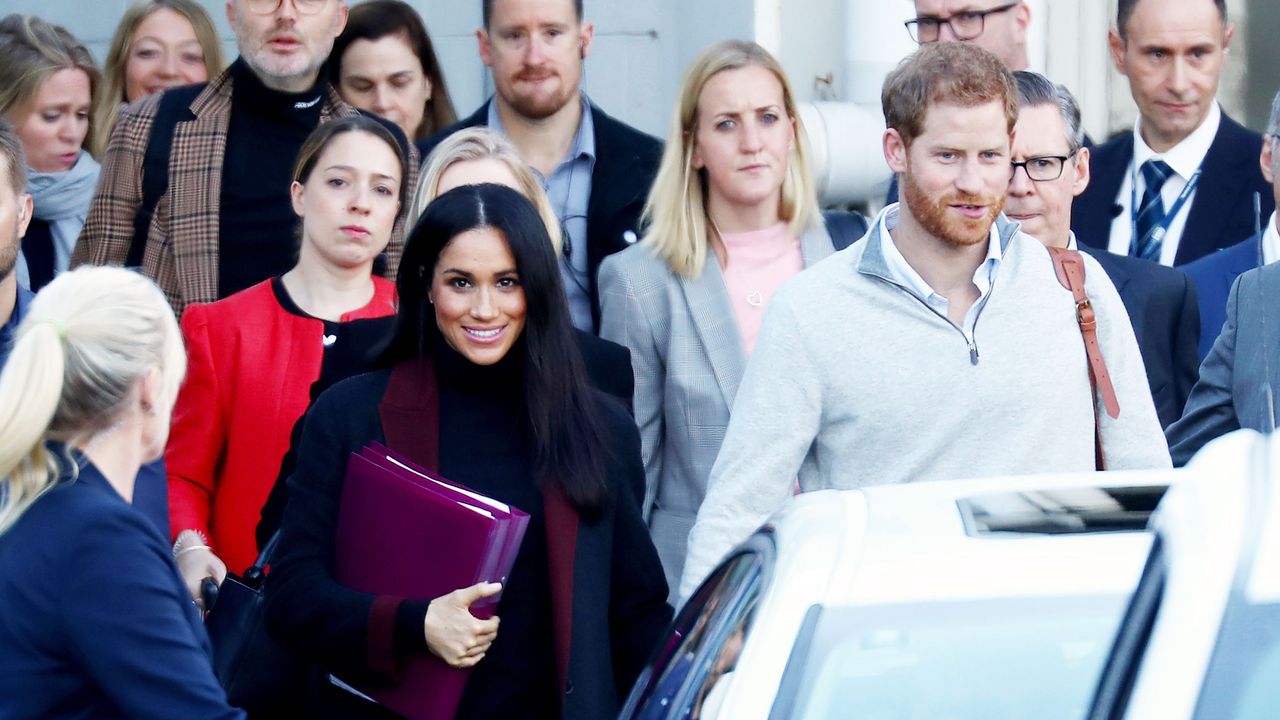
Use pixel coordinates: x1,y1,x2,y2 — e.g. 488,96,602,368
243,0,329,16
905,2,1020,43
1010,150,1079,182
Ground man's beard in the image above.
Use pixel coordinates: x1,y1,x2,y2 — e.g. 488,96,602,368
501,70,575,120
901,170,1004,248
0,234,17,282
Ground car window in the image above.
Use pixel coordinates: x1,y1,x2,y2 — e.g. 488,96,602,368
1193,601,1280,719
620,538,772,720
1087,535,1167,720
773,594,1129,720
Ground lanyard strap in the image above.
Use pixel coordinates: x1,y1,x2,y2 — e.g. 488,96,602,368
1129,166,1202,251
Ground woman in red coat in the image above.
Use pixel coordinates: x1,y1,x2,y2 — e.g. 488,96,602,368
167,116,407,600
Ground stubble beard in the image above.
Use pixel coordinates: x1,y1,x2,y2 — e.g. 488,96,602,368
0,232,18,283
500,68,577,121
901,170,1004,249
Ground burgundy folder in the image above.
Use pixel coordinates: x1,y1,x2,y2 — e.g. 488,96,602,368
333,443,530,720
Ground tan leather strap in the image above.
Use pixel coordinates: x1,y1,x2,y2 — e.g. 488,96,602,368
1048,247,1120,470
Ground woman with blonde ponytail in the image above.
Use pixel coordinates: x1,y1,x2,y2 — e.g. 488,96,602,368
0,266,242,719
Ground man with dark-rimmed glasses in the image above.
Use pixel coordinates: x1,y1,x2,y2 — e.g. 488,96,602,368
907,0,1031,70
1007,70,1200,429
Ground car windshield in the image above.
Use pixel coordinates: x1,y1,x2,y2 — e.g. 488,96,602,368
773,594,1129,720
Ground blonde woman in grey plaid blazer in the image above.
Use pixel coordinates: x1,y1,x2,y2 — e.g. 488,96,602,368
599,40,836,599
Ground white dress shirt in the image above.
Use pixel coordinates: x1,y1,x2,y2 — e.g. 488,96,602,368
878,203,1004,340
1107,103,1221,266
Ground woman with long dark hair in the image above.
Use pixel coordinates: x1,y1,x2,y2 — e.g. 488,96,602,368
265,184,671,719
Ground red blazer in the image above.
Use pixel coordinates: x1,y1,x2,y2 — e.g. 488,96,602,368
166,277,397,572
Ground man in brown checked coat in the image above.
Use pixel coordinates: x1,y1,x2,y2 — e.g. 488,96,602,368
74,0,414,316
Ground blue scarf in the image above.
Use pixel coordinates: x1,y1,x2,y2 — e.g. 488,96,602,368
19,151,100,289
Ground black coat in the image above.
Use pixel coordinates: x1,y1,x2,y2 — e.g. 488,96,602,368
418,101,663,330
1071,112,1272,266
263,357,671,720
1080,245,1200,429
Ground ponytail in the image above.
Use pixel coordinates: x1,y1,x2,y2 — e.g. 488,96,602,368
0,267,184,537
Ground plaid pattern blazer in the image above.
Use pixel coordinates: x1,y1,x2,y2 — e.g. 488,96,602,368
73,66,415,316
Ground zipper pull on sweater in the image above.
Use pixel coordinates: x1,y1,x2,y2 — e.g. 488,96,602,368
969,340,980,365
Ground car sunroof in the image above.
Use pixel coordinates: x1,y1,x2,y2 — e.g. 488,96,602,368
957,485,1167,536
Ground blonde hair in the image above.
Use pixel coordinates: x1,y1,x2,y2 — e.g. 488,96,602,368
409,127,563,255
0,267,185,537
644,40,819,279
0,15,103,158
93,0,225,156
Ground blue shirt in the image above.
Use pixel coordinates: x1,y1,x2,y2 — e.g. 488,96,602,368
489,95,597,331
0,282,33,372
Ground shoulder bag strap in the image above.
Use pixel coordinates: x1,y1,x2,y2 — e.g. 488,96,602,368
1047,246,1120,470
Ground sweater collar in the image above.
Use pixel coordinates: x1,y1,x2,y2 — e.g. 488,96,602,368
229,56,326,125
858,202,1019,283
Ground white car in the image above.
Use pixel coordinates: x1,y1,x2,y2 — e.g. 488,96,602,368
621,471,1173,720
1087,429,1280,720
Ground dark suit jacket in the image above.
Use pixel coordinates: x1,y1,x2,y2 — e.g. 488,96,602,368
419,101,663,330
1071,113,1272,266
1080,245,1200,429
1166,263,1280,465
1181,231,1262,360
0,457,242,720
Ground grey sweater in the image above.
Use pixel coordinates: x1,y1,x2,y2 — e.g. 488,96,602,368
679,215,1172,599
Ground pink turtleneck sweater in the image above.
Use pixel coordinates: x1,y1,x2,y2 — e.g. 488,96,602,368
719,222,804,355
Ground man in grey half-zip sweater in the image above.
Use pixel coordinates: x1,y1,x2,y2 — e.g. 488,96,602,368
679,43,1171,601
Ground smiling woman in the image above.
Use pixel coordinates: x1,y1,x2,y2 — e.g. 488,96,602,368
165,116,406,602
0,14,101,292
263,183,672,720
93,0,225,155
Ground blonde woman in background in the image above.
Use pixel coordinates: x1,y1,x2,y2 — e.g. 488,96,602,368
598,40,836,599
0,14,101,292
0,266,242,720
93,0,225,155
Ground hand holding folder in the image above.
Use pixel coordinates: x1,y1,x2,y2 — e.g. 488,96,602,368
332,442,530,720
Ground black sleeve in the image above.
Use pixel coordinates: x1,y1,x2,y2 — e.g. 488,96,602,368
602,402,674,695
263,375,428,682
255,415,305,552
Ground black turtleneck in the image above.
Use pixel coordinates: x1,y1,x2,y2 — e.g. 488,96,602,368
431,337,559,720
218,58,326,298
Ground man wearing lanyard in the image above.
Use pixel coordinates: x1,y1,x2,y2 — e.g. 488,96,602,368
0,121,34,373
1071,0,1271,267
419,0,662,333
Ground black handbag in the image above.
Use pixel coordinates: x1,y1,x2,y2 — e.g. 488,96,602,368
203,532,307,715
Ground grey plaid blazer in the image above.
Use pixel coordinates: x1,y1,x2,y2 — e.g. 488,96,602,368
73,66,414,316
598,224,836,597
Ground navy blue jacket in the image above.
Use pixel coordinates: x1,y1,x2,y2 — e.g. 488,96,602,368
0,456,242,720
1080,245,1200,428
418,101,662,331
1071,113,1272,266
1181,232,1262,360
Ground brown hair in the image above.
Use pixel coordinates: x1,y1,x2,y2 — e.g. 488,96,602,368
881,42,1018,149
293,115,409,207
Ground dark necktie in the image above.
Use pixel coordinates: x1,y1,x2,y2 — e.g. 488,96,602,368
1132,159,1175,261
21,218,56,292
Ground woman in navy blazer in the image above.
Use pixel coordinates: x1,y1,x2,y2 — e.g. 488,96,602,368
0,266,241,720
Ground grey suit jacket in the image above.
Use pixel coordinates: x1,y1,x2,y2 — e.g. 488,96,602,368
1166,262,1280,465
598,225,836,596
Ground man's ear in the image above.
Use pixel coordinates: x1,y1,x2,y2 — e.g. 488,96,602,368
331,1,349,37
884,129,908,174
1261,136,1276,185
477,28,493,69
15,193,32,239
1072,146,1092,198
225,1,237,29
1012,2,1031,43
1108,28,1128,76
578,21,595,59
